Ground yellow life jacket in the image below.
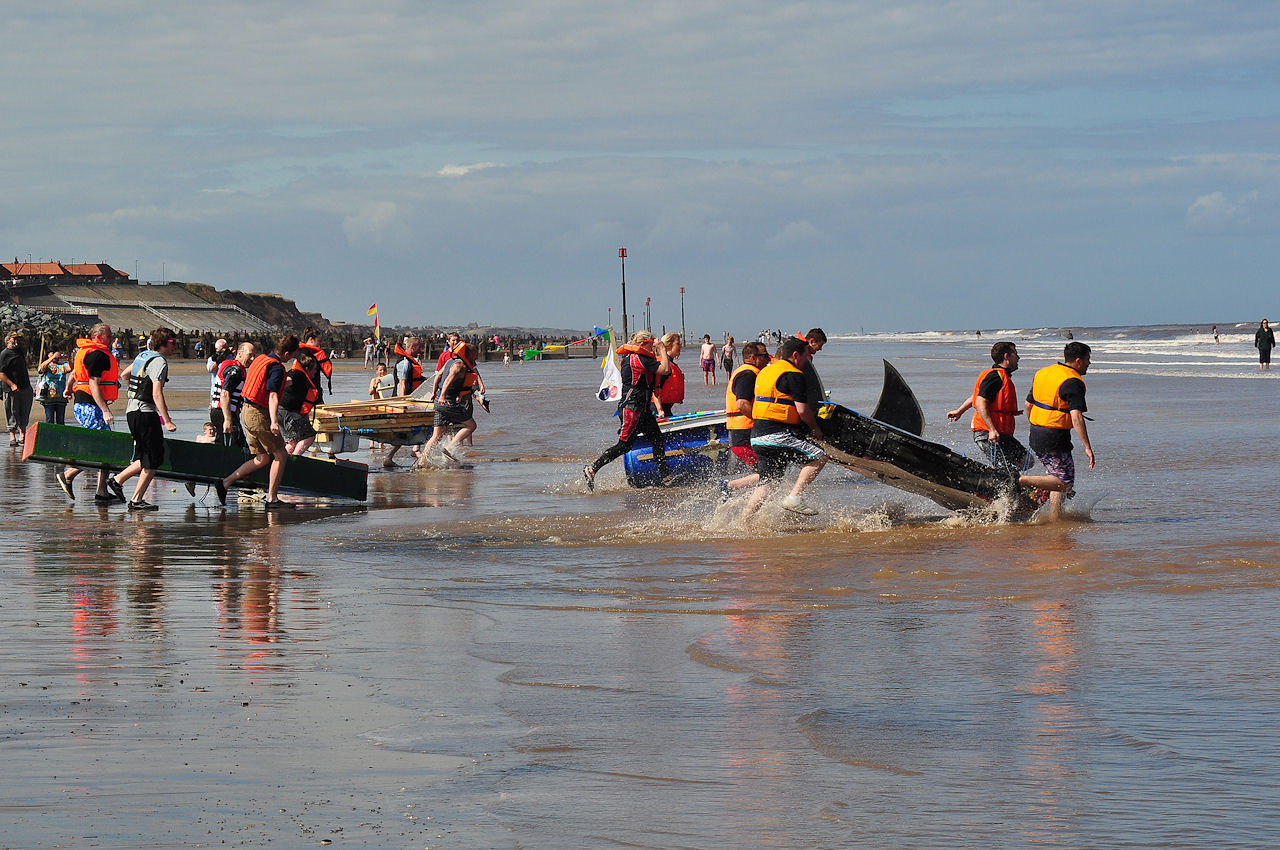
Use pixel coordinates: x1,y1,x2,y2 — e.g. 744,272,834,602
725,362,760,430
1028,363,1084,430
752,359,802,425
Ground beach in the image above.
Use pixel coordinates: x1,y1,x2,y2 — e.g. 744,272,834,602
3,326,1279,847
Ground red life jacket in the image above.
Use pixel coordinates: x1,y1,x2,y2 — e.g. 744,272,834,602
241,353,284,408
970,366,1020,435
657,359,685,405
394,344,424,392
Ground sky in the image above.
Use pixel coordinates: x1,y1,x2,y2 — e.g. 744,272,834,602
3,1,1277,334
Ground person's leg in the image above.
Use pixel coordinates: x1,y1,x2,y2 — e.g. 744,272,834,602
444,419,476,457
787,457,826,501
130,468,156,504
266,448,289,501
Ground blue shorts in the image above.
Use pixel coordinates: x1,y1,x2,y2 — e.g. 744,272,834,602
73,402,111,430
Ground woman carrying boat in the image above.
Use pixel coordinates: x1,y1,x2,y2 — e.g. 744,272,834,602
279,349,322,456
584,331,671,490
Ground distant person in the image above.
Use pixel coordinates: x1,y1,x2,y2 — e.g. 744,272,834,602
35,348,71,424
196,422,217,443
653,332,685,418
107,328,179,511
721,336,736,376
363,337,376,368
946,341,1065,495
1255,319,1274,371
216,334,300,509
720,341,770,500
58,323,121,501
1026,341,1096,520
584,331,671,491
742,336,828,519
699,334,717,386
1212,325,1220,344
0,332,33,446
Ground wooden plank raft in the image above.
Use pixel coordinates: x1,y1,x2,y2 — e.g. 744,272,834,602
22,421,368,501
310,396,436,448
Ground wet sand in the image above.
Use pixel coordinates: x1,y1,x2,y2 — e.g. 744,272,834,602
4,338,1280,846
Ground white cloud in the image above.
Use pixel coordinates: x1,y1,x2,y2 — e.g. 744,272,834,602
766,220,822,250
438,163,502,177
1186,191,1254,234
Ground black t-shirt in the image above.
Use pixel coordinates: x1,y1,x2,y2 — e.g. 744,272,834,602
280,368,316,412
1028,376,1086,453
728,368,757,446
977,369,1006,401
72,350,111,404
0,348,30,391
752,370,810,438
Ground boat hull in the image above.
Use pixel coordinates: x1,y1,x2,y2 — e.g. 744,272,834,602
22,421,368,501
622,410,733,487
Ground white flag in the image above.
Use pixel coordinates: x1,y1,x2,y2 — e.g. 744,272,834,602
597,336,622,402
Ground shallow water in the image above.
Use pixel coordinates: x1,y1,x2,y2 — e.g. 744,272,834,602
2,332,1279,847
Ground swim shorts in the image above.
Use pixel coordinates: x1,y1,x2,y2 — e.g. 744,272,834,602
701,358,715,373
126,410,165,469
73,402,111,430
751,430,825,481
972,432,1032,474
1033,448,1075,486
435,399,474,426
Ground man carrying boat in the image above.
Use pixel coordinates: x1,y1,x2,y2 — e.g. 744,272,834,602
947,341,1064,497
216,334,300,509
1026,341,1095,520
799,328,828,405
107,328,179,511
742,336,828,518
584,330,671,490
384,337,426,468
720,341,770,500
57,323,120,502
421,341,481,466
217,343,256,449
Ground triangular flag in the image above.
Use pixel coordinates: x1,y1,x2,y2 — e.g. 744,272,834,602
597,336,622,402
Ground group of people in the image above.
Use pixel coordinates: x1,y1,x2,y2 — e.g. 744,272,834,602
584,326,1097,522
378,332,488,470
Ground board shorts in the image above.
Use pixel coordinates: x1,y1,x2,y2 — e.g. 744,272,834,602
278,408,316,443
73,402,111,430
435,399,474,427
126,410,165,470
751,430,826,482
1033,448,1075,486
241,403,285,456
701,358,715,373
730,445,758,469
972,432,1032,474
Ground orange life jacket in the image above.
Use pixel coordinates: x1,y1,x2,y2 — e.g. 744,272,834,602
69,338,120,402
441,348,478,403
394,344,424,392
752,359,802,425
241,353,284,408
298,342,333,391
969,366,1020,435
657,359,685,405
725,362,760,430
291,367,321,415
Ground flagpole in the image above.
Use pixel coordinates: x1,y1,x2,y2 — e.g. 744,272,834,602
619,247,628,342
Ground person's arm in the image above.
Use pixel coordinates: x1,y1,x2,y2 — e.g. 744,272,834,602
268,391,281,434
220,388,234,432
369,376,379,399
795,400,822,441
653,342,671,378
973,396,1000,441
946,398,974,422
1070,409,1094,468
88,376,114,425
427,367,443,400
153,372,177,433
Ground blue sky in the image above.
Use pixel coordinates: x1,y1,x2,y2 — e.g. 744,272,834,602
3,1,1277,333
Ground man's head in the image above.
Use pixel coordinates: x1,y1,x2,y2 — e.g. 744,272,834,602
447,332,460,348
214,338,228,354
236,342,257,366
991,341,1019,370
406,336,423,356
1063,341,1092,374
804,328,827,355
779,336,810,366
89,323,112,344
741,341,769,367
149,327,178,355
4,332,19,348
375,362,387,376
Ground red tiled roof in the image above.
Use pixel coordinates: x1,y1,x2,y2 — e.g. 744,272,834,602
3,262,65,276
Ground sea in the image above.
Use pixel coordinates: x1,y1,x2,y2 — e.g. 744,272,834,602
2,322,1277,848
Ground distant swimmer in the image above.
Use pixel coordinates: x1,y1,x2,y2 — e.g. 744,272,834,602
742,336,828,519
584,331,671,490
946,341,1065,497
1212,325,1220,344
1255,319,1274,371
1026,341,1095,520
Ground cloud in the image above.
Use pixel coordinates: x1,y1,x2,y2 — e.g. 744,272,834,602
342,201,399,245
1186,191,1254,234
438,163,502,177
766,220,823,250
